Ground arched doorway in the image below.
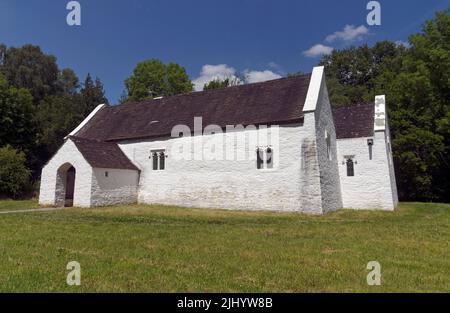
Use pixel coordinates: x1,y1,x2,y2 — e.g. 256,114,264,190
55,163,76,207
65,166,76,207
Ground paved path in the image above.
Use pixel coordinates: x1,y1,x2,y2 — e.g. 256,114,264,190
0,207,65,214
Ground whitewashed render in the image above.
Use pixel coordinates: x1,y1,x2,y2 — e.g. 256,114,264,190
335,96,398,210
39,66,398,213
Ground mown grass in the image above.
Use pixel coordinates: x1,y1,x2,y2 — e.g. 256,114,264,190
0,199,37,211
0,201,448,292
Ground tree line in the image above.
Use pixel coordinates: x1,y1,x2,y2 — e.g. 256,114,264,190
0,9,448,202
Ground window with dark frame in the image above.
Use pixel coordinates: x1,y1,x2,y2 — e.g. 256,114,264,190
256,147,274,170
256,148,263,169
346,158,354,176
151,150,166,170
266,147,273,169
152,152,158,170
159,152,165,170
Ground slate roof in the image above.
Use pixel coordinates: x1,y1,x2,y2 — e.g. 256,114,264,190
70,136,139,171
74,74,312,141
332,103,375,139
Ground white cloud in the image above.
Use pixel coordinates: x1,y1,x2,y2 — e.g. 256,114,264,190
192,64,240,91
244,70,282,83
325,24,369,42
303,44,334,58
193,64,283,90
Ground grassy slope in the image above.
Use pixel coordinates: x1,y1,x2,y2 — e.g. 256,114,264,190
0,201,448,292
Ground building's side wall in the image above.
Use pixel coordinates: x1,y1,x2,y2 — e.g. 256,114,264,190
336,132,395,210
39,140,93,207
384,118,399,207
313,80,343,213
90,168,139,207
118,123,322,213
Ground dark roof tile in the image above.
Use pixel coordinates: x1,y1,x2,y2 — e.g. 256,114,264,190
332,103,374,139
75,74,312,141
70,136,139,171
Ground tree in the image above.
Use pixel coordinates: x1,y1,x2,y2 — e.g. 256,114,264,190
35,74,108,161
79,73,108,115
0,74,36,158
124,59,193,102
58,68,79,95
320,41,405,106
0,44,60,103
35,94,80,159
203,77,241,90
0,145,31,198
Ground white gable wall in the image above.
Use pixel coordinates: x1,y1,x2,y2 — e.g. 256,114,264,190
39,139,93,207
313,78,343,213
300,66,342,213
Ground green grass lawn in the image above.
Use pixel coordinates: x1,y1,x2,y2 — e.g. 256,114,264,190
0,201,448,292
0,199,38,212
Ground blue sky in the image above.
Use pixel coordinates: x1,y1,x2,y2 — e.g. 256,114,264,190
0,0,448,103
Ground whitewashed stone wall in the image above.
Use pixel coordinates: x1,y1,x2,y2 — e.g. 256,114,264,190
384,118,399,207
39,139,93,207
90,168,139,207
118,123,323,213
313,78,343,213
336,131,396,210
299,66,342,213
298,114,323,214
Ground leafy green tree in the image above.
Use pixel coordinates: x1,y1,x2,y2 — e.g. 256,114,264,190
124,59,193,102
58,68,79,95
203,77,241,90
0,145,31,198
79,73,108,114
35,73,108,161
0,44,59,103
35,95,80,159
0,74,35,157
320,41,405,106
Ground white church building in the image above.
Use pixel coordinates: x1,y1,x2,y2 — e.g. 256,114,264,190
39,66,398,214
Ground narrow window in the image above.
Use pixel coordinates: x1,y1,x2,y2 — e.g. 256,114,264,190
266,147,273,169
367,139,374,160
159,152,165,170
346,158,354,176
152,152,158,170
256,148,263,169
326,131,331,160
105,171,109,177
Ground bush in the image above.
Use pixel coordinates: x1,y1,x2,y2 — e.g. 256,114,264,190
0,145,31,198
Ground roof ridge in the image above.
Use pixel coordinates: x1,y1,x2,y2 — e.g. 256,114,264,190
112,72,312,108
